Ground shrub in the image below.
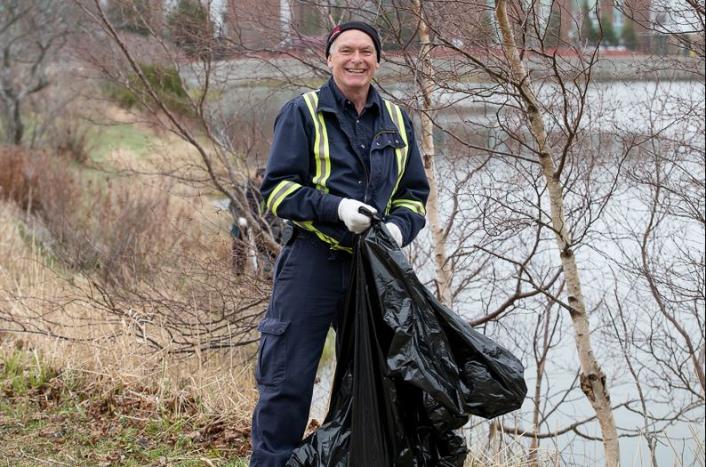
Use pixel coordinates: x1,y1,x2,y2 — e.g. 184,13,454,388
167,0,215,58
0,146,79,215
0,147,29,207
104,63,192,117
600,15,619,46
51,117,93,164
622,21,638,50
0,145,172,285
34,177,173,286
80,182,172,285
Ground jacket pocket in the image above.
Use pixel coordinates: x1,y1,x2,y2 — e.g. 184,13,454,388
255,318,290,386
373,133,406,153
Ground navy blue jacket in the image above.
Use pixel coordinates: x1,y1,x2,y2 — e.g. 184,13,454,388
262,78,429,250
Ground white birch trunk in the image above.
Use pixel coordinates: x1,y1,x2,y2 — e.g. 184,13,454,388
413,0,453,307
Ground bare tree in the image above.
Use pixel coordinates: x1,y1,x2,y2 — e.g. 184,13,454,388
600,78,705,440
0,0,289,353
0,0,74,145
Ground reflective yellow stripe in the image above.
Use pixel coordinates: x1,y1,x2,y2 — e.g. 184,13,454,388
384,100,410,214
303,92,331,193
385,100,405,181
391,198,426,216
267,180,302,215
293,221,353,253
300,92,343,251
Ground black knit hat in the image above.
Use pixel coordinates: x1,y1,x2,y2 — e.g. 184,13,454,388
325,21,382,62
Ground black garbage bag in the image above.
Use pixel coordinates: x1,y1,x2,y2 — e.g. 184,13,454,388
287,222,527,467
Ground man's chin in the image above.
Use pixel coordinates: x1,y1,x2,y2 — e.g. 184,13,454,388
341,78,371,90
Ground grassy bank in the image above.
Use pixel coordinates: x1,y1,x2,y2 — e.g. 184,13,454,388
0,97,264,465
0,347,251,466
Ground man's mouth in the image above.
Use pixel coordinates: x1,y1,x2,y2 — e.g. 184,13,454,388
345,68,366,74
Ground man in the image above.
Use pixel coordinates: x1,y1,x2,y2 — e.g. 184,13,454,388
230,168,283,274
250,21,429,467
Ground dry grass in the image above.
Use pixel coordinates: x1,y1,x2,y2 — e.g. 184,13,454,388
0,145,169,284
463,443,559,467
0,334,258,424
0,169,259,409
1,128,265,340
0,343,255,465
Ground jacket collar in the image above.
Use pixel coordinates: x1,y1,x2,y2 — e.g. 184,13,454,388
317,78,381,114
316,78,398,133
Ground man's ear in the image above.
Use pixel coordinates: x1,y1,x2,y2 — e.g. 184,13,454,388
326,56,333,71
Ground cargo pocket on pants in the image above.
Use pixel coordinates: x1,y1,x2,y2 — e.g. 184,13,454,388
255,318,290,386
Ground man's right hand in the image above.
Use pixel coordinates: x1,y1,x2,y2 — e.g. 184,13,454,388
338,198,377,234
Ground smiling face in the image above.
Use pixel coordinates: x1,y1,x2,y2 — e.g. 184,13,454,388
327,29,380,98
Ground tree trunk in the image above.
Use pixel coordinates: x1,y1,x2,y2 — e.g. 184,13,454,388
10,98,22,144
0,98,23,145
529,312,549,467
494,1,620,465
412,0,453,307
1,47,27,145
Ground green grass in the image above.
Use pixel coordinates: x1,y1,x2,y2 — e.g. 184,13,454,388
0,349,57,397
89,123,155,162
4,111,155,167
0,350,250,466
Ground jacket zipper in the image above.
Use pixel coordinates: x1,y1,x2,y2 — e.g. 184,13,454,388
364,129,399,202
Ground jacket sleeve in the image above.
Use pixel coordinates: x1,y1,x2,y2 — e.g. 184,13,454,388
261,98,343,223
386,110,430,246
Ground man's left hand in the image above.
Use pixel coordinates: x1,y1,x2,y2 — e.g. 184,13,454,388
385,222,403,248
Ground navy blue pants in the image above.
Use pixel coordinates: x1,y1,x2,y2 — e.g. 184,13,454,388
249,230,352,467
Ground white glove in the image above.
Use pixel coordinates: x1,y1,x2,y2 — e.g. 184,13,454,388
338,198,377,234
385,222,403,248
238,217,248,228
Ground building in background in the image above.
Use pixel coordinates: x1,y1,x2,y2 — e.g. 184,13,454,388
223,0,347,51
223,0,290,50
101,0,666,55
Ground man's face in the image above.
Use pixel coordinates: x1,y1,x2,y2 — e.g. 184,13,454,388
327,29,380,95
